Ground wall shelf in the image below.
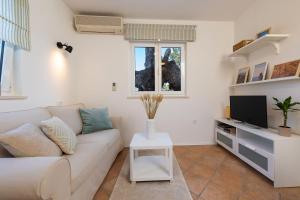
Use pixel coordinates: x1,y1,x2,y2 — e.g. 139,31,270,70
229,34,289,59
231,76,300,88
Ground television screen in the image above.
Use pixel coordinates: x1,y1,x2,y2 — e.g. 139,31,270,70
230,96,268,128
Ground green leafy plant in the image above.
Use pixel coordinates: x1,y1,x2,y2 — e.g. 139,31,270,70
273,96,300,128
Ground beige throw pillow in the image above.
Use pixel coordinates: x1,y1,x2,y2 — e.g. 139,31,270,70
0,123,62,157
41,117,77,154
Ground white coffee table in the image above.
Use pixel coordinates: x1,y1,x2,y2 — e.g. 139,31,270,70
129,132,173,183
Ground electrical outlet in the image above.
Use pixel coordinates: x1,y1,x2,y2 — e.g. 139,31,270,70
112,82,117,91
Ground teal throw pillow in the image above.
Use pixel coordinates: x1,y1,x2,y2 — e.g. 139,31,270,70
79,107,113,134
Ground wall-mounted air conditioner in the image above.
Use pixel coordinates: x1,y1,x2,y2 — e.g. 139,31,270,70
74,15,123,34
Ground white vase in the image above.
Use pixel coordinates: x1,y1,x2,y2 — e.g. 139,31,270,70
146,119,155,139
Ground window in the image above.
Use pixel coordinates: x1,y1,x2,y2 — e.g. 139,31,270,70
0,41,16,96
132,43,186,96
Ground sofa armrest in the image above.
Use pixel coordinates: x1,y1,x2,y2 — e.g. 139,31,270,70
111,116,122,130
0,157,71,200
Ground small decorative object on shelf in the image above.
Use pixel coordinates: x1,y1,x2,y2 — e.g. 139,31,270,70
273,96,300,137
271,59,300,79
251,62,268,82
140,94,164,139
224,106,231,119
257,27,271,38
236,67,250,84
233,40,254,52
229,34,289,58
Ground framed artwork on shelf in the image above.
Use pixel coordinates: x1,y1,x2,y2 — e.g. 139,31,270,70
236,67,250,84
271,59,300,79
251,62,268,82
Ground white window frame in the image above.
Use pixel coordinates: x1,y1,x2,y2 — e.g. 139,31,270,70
0,41,18,97
130,42,186,97
0,40,20,97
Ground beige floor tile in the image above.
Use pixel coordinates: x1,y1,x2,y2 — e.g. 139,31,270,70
176,155,194,172
173,145,189,156
185,173,210,195
279,187,300,200
185,162,216,179
93,188,110,200
200,182,239,200
190,192,199,200
238,189,280,200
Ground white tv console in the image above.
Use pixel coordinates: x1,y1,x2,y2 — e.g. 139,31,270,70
215,118,300,187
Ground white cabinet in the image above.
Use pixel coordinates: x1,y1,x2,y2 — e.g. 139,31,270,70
215,118,300,187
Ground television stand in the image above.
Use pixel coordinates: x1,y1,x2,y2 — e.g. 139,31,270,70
215,118,300,187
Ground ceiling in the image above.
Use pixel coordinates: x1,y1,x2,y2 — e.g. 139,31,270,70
63,0,256,21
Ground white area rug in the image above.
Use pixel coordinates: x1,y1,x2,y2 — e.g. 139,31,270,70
109,155,192,200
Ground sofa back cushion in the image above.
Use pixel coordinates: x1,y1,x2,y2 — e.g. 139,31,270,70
0,108,51,157
47,103,85,135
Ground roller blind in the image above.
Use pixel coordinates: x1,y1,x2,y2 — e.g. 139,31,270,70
124,24,196,42
0,0,30,50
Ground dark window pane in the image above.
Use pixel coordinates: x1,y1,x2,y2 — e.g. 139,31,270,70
135,47,155,91
161,47,181,91
0,41,5,84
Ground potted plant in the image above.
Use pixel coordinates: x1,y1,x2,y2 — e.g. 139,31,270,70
140,94,164,139
273,96,300,137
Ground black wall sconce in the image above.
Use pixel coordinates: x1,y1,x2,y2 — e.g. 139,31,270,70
56,42,73,53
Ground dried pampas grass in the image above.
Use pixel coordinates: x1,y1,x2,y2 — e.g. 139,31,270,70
140,94,164,119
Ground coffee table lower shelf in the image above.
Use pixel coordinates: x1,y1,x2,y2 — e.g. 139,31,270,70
131,156,172,182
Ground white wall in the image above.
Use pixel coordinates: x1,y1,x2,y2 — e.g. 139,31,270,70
0,0,77,112
74,19,234,146
0,2,235,146
233,0,300,133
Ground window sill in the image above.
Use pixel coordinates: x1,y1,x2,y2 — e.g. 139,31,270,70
0,96,27,100
127,95,189,99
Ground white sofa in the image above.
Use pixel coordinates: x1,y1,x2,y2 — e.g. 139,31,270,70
0,104,124,200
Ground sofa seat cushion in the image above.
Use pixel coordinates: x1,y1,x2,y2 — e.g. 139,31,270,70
65,142,106,192
66,129,122,192
77,129,121,149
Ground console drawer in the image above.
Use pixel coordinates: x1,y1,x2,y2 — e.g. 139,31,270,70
215,129,236,153
237,139,274,180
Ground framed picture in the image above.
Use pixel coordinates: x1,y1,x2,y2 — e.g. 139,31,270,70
236,67,250,84
251,62,268,82
271,59,300,79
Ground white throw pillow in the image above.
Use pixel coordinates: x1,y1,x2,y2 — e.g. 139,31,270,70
0,123,62,157
41,117,77,154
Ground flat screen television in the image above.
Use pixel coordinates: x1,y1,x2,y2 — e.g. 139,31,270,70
230,96,268,128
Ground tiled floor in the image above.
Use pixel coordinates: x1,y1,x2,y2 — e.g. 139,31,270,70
94,145,300,200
